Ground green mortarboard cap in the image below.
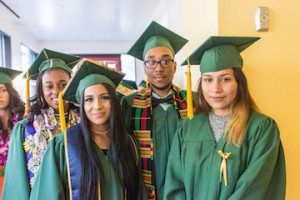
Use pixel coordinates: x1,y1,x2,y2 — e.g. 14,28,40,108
28,48,81,80
63,59,125,103
120,80,137,90
127,21,188,61
182,36,260,73
0,67,22,84
116,80,137,97
139,80,146,88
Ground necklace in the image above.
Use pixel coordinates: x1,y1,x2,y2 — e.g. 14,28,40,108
91,128,110,149
91,127,110,135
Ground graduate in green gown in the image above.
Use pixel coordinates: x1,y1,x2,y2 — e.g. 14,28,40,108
164,36,286,200
0,67,24,196
30,59,147,200
2,49,80,199
121,21,194,200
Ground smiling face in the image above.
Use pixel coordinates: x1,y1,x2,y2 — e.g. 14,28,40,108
201,68,238,116
0,84,9,110
42,68,70,113
84,84,111,131
144,46,176,96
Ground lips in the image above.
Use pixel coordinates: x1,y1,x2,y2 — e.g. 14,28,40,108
93,112,105,117
153,74,166,80
210,96,225,101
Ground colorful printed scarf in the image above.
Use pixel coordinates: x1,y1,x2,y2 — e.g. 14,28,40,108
131,85,187,200
23,107,79,187
0,113,20,175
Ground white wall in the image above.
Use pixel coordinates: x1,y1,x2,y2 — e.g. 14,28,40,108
0,5,38,71
1,0,218,90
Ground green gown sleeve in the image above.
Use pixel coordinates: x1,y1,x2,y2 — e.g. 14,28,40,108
30,135,67,200
228,117,286,200
2,120,31,200
163,122,186,200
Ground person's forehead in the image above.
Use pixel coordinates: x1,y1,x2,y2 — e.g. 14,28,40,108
144,46,174,58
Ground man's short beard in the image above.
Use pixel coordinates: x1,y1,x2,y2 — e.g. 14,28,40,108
150,82,172,91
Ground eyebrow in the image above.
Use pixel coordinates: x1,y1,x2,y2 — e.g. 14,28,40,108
146,54,173,59
44,80,68,84
203,73,233,77
84,93,109,97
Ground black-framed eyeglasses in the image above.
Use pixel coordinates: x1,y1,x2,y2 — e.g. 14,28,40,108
144,59,174,69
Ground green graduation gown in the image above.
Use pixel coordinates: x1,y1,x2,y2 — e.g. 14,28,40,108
163,111,286,200
2,120,30,200
121,90,189,200
30,132,147,200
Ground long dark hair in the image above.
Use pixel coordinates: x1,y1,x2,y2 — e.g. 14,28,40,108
26,69,77,123
0,83,24,140
79,83,139,200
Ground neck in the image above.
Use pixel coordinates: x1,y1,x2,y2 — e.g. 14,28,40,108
90,126,110,136
151,83,172,98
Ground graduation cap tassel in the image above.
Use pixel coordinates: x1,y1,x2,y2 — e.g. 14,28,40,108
186,58,193,119
59,91,73,199
24,71,30,116
58,92,66,133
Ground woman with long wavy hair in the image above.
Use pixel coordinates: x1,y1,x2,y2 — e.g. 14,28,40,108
0,67,24,196
164,36,286,200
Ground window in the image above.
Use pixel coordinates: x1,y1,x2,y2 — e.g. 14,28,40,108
0,30,11,68
21,44,37,71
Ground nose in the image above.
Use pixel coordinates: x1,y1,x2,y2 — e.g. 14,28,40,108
52,86,63,95
94,99,103,110
154,62,164,71
211,80,222,93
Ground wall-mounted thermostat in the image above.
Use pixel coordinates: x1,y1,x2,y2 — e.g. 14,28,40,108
255,7,269,32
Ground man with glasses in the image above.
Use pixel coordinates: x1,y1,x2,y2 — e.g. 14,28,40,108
121,21,190,200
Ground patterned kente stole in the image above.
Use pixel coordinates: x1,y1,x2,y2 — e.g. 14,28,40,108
131,85,187,200
23,107,80,187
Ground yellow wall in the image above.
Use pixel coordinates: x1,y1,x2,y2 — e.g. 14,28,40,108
219,0,300,199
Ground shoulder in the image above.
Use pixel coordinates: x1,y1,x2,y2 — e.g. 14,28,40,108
11,119,27,136
14,119,27,128
245,111,280,139
247,111,277,128
177,114,208,135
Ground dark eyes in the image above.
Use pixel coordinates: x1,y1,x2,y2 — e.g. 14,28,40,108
84,95,110,102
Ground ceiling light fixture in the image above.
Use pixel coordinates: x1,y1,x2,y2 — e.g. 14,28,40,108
0,0,20,18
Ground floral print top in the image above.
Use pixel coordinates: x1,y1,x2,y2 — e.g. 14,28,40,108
23,107,79,187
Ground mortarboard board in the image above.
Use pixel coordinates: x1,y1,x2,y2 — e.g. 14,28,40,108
0,67,22,84
127,21,188,61
116,80,138,97
182,36,260,73
63,58,125,104
138,80,146,88
28,48,81,80
120,80,138,90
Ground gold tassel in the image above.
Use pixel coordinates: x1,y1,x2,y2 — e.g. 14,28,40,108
58,91,66,133
218,150,231,186
24,71,30,116
186,58,193,119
